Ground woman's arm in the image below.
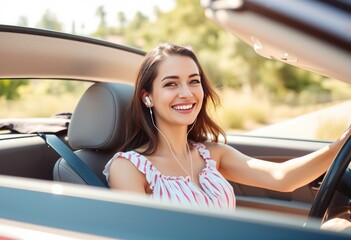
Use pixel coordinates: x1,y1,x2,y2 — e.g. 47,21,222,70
109,157,147,194
216,124,351,192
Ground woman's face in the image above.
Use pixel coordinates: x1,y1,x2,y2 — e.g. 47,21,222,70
148,55,204,128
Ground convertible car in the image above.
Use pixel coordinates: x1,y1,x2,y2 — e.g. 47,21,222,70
0,0,350,239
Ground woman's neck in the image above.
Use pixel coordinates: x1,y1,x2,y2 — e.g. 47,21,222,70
156,123,190,157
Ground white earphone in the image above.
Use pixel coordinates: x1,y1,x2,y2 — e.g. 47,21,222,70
145,96,151,107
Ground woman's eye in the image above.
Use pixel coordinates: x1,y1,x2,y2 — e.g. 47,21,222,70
164,82,177,87
190,79,201,84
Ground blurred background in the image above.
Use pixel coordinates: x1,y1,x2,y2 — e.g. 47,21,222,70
1,0,351,140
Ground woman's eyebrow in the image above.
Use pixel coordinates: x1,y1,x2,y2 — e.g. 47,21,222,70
161,73,200,82
161,75,179,82
189,73,200,78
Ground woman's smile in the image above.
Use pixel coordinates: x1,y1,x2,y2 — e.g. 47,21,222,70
171,103,196,112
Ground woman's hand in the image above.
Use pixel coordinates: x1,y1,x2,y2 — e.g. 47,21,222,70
331,123,351,150
321,217,351,232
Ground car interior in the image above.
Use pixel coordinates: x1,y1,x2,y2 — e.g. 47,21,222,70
0,20,349,227
0,78,327,221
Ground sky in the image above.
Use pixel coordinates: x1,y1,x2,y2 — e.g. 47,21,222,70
0,0,175,34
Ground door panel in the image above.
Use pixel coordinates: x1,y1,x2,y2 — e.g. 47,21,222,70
227,135,330,216
0,134,61,180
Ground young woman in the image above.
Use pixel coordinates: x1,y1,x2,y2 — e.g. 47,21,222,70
103,43,351,213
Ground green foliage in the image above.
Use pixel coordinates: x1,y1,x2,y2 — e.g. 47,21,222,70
0,79,28,100
36,10,62,31
122,0,222,50
17,16,28,27
0,79,87,102
278,65,329,94
119,0,302,98
88,0,350,107
10,0,351,110
316,119,349,140
116,12,127,35
123,11,150,47
93,5,109,38
220,107,245,130
43,81,87,95
0,80,91,118
212,89,270,130
133,0,351,107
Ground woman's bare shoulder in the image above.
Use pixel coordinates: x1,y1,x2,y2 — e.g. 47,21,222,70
110,155,136,173
109,154,147,192
202,141,232,152
200,141,235,160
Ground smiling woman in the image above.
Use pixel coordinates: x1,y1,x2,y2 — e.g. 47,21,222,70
1,0,351,238
104,43,236,210
103,43,351,224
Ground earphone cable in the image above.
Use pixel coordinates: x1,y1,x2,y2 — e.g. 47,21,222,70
149,108,194,180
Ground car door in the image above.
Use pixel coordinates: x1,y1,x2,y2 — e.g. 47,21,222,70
227,135,328,217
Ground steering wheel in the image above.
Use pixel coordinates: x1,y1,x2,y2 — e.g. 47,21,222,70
306,135,351,227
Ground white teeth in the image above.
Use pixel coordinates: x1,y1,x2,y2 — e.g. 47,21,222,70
173,104,193,110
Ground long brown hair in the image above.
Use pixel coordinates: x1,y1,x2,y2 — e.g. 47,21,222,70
119,43,226,154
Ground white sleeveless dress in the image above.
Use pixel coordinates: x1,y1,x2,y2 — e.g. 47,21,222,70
103,142,236,211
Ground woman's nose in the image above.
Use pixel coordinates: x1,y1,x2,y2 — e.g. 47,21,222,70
178,84,192,98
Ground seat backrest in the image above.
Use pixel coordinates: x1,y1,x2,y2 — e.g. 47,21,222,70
53,82,134,186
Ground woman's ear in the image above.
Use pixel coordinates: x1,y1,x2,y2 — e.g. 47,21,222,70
141,90,152,107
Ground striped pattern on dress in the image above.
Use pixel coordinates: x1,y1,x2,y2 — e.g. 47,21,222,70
103,142,236,211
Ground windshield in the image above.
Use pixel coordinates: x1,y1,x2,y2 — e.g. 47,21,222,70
1,0,350,141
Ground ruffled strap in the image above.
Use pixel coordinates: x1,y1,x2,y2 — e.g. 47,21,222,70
110,151,161,190
115,151,151,175
191,142,216,168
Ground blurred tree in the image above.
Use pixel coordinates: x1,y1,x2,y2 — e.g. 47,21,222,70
17,16,28,27
122,0,230,88
133,0,221,50
117,11,127,34
279,65,326,93
124,11,150,47
278,64,331,104
93,5,108,38
0,80,28,100
36,10,62,31
233,40,267,93
121,0,267,92
71,21,76,34
45,81,85,95
101,0,335,104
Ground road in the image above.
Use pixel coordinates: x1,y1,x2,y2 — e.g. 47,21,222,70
247,100,351,140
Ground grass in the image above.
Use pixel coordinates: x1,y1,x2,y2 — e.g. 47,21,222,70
0,80,90,118
1,94,80,118
213,91,270,130
210,88,351,140
316,119,349,140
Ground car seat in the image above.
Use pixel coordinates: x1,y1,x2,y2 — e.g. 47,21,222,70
53,82,134,186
